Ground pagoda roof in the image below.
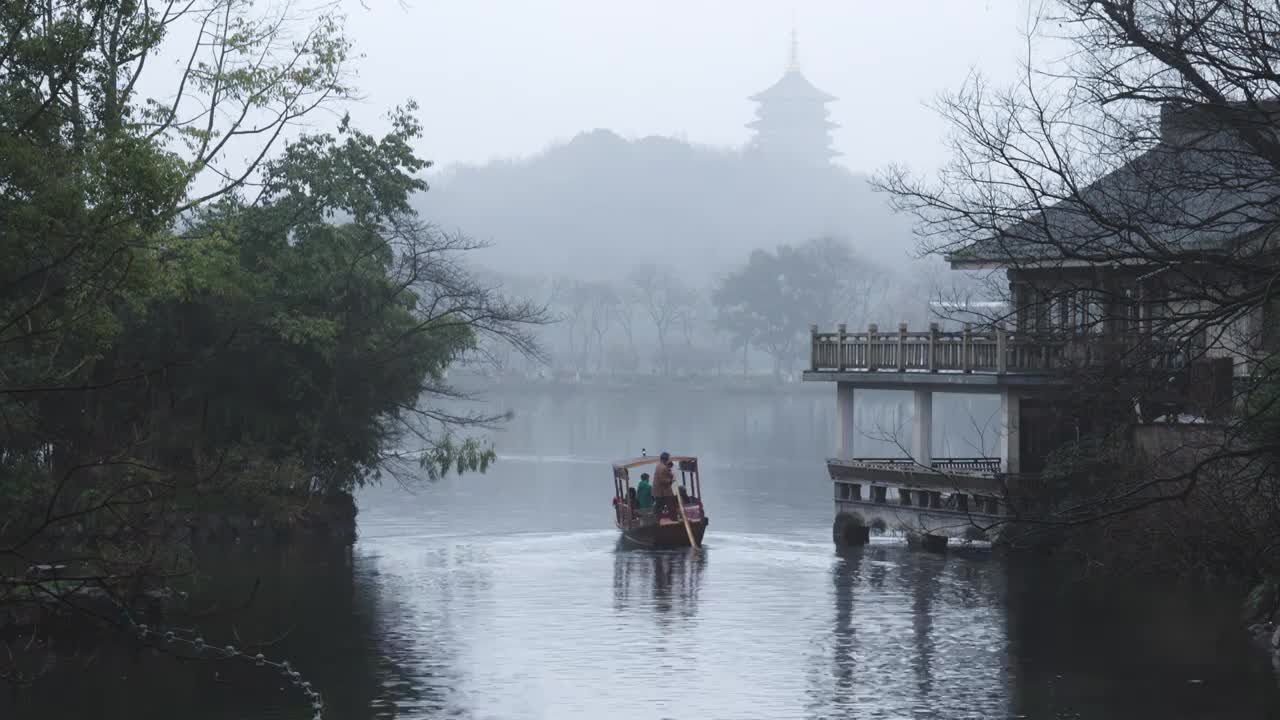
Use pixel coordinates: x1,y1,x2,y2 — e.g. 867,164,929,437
749,69,837,103
746,118,840,131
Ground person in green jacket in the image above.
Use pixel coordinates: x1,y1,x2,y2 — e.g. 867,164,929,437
635,473,654,510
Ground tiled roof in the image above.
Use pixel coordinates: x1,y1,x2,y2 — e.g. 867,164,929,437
749,69,837,104
948,116,1280,266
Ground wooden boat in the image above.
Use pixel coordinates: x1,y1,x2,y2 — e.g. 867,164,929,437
610,454,709,548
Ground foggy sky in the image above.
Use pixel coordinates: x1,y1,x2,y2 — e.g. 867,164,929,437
342,0,1044,175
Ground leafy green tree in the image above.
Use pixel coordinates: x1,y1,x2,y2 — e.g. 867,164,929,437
81,106,540,495
1,0,349,395
712,238,860,377
0,1,541,690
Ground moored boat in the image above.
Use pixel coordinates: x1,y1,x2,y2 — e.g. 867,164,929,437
610,454,708,548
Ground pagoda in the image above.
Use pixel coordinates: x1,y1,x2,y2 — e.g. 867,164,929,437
744,31,840,166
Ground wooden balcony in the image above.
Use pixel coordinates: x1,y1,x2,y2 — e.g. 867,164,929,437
807,323,1194,383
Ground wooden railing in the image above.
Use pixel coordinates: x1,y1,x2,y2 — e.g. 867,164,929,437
830,457,1043,507
934,457,1003,474
840,457,1002,475
809,323,1191,375
831,457,1062,523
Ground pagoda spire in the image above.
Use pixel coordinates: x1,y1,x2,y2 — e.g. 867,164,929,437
788,24,800,71
744,30,840,167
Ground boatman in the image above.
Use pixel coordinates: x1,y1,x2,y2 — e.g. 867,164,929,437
653,452,675,517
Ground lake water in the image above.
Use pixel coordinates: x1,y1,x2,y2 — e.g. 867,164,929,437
5,383,1279,719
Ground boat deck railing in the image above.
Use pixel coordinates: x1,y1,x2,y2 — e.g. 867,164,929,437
614,496,705,529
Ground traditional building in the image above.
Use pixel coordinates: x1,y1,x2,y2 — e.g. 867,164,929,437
806,101,1280,550
745,32,840,167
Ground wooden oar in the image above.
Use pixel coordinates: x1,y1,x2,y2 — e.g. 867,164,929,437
673,486,698,548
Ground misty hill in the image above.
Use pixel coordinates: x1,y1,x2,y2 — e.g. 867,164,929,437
416,129,918,283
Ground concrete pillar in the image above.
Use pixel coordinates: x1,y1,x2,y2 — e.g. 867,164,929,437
999,388,1021,474
836,382,856,459
912,389,933,469
833,512,870,547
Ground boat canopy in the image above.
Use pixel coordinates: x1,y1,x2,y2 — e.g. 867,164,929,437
612,455,697,471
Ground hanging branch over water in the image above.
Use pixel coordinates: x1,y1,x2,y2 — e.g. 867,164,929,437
0,0,542,703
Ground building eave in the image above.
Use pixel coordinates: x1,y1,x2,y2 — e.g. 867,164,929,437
945,254,1170,271
748,69,838,104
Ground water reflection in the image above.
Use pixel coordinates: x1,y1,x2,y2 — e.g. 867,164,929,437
807,544,1016,719
829,548,861,708
359,545,473,718
0,544,391,720
909,550,940,698
611,542,706,626
8,524,1280,720
5,385,1280,720
1002,559,1280,720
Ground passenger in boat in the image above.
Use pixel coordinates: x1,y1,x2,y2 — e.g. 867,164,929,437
653,452,676,516
636,473,654,510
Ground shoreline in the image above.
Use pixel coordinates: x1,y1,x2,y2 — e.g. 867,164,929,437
0,492,358,638
448,371,821,395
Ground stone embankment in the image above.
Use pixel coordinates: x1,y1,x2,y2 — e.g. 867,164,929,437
183,491,358,547
1,492,358,637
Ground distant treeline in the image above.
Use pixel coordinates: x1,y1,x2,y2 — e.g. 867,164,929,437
417,129,926,284
418,129,986,379
467,237,962,379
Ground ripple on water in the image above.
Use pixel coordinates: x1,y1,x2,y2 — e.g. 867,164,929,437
345,529,1025,720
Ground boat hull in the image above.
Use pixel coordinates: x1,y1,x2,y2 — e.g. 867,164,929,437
619,518,708,548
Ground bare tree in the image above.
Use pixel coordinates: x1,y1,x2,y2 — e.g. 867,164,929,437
583,283,619,374
547,276,587,373
346,217,546,484
613,287,641,373
874,1,1280,578
629,264,693,375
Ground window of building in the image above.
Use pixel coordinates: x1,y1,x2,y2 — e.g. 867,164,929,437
1122,286,1140,333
